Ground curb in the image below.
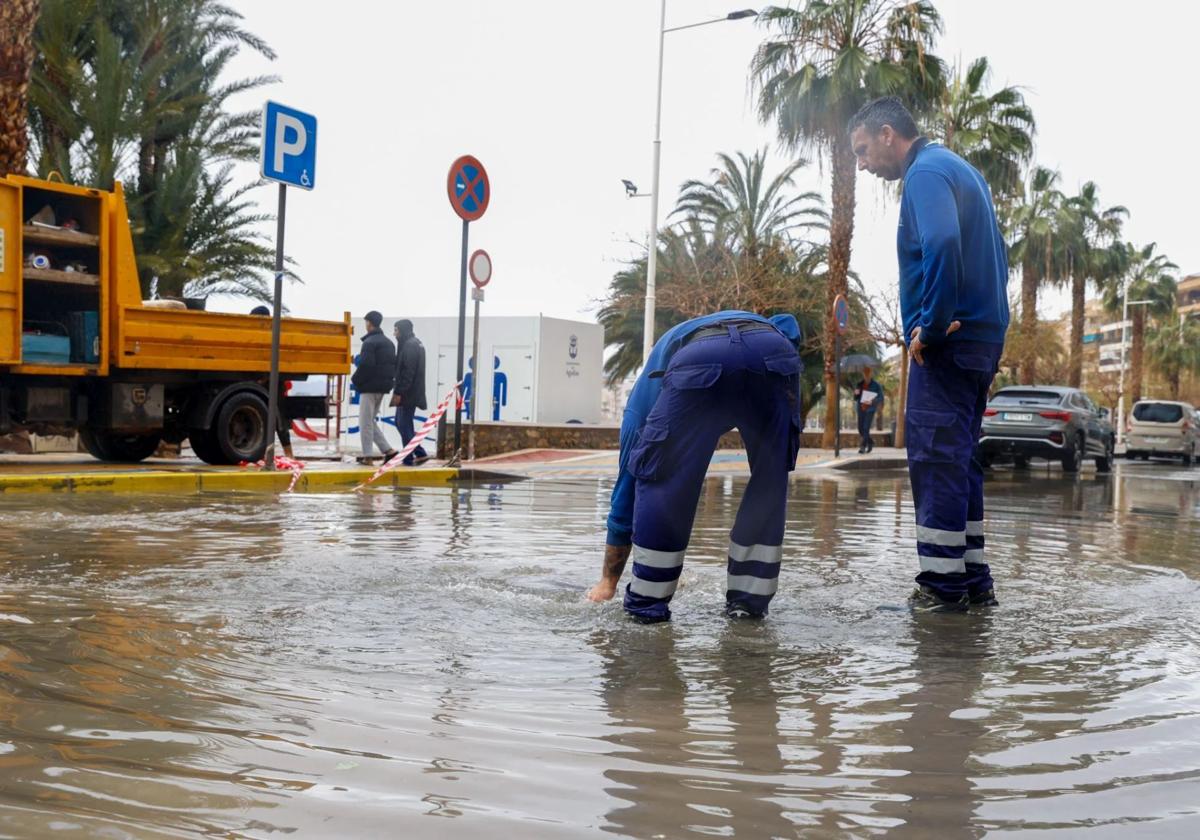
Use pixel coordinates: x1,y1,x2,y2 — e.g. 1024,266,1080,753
0,467,460,495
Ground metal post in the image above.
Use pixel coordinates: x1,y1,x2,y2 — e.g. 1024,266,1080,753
642,0,667,364
265,182,287,470
453,218,469,459
834,333,842,457
1117,282,1129,447
468,289,482,461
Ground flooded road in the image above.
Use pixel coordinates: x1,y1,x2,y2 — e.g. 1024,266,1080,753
1,462,1198,837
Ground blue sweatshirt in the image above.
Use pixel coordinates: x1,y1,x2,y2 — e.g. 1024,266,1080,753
898,139,1009,346
605,311,801,546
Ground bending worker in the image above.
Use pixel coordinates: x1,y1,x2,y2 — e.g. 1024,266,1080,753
586,311,803,623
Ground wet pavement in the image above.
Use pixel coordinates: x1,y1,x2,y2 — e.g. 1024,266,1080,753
0,461,1197,836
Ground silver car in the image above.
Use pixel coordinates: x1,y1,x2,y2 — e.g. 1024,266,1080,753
980,386,1115,473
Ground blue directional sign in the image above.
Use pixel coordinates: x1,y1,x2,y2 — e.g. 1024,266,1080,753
833,294,850,335
260,101,317,190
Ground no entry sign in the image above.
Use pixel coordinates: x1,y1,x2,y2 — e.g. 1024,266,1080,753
469,249,492,288
447,155,490,221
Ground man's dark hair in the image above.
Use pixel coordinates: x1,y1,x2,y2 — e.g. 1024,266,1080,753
250,305,270,316
847,96,919,139
394,319,413,335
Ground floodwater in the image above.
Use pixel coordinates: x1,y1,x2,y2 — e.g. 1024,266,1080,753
1,463,1198,838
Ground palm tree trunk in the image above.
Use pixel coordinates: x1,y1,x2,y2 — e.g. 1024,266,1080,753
1130,307,1145,404
0,0,41,177
822,139,856,448
1020,256,1038,384
1069,261,1084,388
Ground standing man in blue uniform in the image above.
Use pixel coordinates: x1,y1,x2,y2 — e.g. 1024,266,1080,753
585,311,803,623
849,97,1009,611
854,366,884,453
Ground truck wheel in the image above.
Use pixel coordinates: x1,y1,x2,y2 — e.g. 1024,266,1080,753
214,391,269,464
1095,438,1114,474
80,428,161,462
1061,433,1082,473
187,428,224,465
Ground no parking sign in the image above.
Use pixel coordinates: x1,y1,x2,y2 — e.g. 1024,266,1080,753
447,155,490,221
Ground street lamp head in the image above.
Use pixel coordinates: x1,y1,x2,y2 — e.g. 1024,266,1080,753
726,9,758,20
622,179,639,197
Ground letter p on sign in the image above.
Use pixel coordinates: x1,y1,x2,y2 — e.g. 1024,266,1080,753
261,101,318,190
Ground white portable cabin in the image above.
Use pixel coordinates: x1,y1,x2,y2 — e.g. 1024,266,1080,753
313,315,603,453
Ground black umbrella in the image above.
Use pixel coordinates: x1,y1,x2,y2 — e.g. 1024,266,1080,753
840,353,881,372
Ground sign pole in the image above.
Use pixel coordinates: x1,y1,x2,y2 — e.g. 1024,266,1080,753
265,182,286,471
468,289,483,461
834,332,841,458
453,218,469,461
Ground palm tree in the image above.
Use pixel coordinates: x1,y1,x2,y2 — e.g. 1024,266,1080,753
926,56,1035,213
1102,243,1178,404
1061,183,1127,387
673,149,827,259
0,0,41,176
1009,166,1063,383
28,0,279,300
752,0,944,447
1147,314,1200,401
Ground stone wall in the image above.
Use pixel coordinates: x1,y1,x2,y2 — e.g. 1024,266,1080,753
442,421,893,459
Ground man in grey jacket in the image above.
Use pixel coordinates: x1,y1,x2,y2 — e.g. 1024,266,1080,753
391,319,429,465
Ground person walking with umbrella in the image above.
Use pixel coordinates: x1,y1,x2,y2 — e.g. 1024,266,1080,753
854,364,883,453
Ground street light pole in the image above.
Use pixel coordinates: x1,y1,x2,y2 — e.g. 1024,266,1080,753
640,5,758,363
642,0,668,364
1117,292,1154,447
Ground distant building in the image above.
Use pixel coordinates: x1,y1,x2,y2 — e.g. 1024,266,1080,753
1179,273,1200,319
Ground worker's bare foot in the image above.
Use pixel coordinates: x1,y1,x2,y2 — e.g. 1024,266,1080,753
586,578,619,602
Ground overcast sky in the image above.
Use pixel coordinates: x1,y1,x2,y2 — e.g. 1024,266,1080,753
221,0,1198,327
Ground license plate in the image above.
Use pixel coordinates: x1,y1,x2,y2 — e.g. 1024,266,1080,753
1145,437,1167,445
1004,412,1033,422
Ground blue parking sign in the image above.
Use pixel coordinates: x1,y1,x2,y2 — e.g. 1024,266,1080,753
261,101,317,190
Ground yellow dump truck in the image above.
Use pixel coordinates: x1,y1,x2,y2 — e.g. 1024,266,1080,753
0,174,351,463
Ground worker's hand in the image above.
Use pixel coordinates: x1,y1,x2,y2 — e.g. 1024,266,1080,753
586,544,631,602
389,394,402,407
910,321,960,366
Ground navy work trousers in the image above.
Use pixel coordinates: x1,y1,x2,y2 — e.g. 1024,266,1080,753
624,325,802,622
905,340,1003,600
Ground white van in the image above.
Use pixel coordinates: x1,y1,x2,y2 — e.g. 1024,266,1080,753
1126,400,1199,465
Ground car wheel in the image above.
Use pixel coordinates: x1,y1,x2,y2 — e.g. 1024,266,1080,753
213,391,269,464
1013,455,1029,470
1061,433,1082,473
1095,438,1114,474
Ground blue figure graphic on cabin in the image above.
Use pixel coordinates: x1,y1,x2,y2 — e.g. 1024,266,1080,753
492,355,507,421
462,356,476,420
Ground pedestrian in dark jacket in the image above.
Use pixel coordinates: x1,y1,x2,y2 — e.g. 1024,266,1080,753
351,311,398,463
391,319,429,465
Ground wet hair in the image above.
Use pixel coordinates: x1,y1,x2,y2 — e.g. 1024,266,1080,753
847,96,919,140
250,305,270,316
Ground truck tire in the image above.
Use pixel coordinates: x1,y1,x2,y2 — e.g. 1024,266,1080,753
213,391,269,464
80,428,161,463
187,428,224,465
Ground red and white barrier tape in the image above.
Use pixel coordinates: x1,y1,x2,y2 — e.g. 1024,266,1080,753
355,381,462,491
242,454,307,492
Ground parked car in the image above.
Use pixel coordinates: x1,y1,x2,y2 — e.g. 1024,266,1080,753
980,386,1115,473
1125,400,1199,465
